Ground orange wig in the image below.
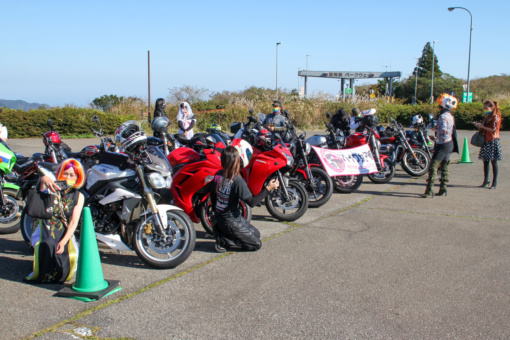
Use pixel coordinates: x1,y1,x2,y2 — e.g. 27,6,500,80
56,158,86,189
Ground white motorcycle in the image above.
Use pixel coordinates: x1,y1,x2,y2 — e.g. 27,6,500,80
21,138,196,269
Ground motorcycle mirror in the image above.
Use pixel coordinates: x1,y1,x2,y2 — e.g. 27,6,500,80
47,119,54,129
92,115,100,123
326,112,331,119
249,108,254,115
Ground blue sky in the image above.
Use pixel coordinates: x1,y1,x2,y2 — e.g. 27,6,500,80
1,0,508,107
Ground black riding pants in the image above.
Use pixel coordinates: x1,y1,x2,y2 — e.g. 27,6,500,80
216,216,262,251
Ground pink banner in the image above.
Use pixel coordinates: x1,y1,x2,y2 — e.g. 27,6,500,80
312,145,378,176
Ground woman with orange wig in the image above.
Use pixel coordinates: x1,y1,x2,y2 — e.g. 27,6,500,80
26,159,85,283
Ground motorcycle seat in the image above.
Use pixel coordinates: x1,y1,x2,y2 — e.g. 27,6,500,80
15,156,31,164
13,158,35,174
66,151,82,159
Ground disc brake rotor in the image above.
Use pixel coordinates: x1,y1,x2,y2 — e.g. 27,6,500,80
0,197,20,223
144,216,182,254
274,187,299,210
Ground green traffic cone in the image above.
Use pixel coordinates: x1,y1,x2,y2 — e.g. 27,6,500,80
459,137,473,164
57,207,121,301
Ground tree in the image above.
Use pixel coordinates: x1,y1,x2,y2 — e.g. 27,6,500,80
168,85,209,104
415,42,442,79
92,94,124,112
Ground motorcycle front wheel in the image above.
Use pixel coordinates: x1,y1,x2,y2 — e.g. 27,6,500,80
401,149,430,177
332,174,363,193
134,210,196,269
297,167,333,208
265,180,309,221
20,207,38,249
0,189,23,234
198,197,252,235
367,158,395,184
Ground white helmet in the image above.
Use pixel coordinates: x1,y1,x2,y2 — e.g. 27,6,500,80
412,114,423,126
437,93,458,110
361,108,376,116
120,131,147,153
115,121,145,151
232,139,253,168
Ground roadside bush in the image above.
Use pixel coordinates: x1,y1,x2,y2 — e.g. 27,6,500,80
1,108,140,138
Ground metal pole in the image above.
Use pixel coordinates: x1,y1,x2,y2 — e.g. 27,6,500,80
448,7,473,103
305,54,310,98
276,42,281,100
148,50,151,123
413,57,419,105
430,41,438,104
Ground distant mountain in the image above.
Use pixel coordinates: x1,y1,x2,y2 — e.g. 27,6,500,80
0,99,51,110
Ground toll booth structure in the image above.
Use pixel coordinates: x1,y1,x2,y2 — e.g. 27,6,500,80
298,70,401,99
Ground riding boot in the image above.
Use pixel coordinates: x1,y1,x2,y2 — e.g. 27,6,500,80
421,160,440,198
437,160,450,196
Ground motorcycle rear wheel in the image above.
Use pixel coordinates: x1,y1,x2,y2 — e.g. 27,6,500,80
0,189,23,234
133,210,196,269
367,158,395,184
198,197,252,235
401,149,430,177
332,175,363,193
298,167,333,208
265,180,309,221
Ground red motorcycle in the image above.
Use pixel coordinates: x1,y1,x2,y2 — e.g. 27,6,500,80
237,129,309,221
344,115,395,184
168,135,251,235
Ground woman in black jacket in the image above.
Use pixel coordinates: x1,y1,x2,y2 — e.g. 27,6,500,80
210,146,279,252
153,98,167,118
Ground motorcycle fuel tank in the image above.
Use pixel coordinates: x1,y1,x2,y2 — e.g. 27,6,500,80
86,164,137,190
304,135,327,147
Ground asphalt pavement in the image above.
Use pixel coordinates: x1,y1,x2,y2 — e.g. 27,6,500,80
1,130,509,339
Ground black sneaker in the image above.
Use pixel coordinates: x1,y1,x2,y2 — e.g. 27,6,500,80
214,243,227,253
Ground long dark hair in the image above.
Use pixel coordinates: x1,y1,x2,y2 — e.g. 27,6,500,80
221,146,241,184
154,98,166,117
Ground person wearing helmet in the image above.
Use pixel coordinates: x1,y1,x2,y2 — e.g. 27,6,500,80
177,102,196,140
263,100,287,132
209,146,279,252
421,93,459,198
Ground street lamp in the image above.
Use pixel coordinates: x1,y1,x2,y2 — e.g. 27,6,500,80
448,6,473,103
305,54,311,98
430,40,438,104
413,57,421,105
275,42,281,100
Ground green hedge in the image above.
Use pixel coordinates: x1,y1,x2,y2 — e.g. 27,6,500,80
1,104,508,139
1,108,141,138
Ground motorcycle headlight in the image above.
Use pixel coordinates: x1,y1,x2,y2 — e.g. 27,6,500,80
304,142,311,155
284,153,294,167
166,176,173,188
147,173,166,189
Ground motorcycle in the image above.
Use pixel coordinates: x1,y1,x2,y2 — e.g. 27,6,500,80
0,141,23,234
66,115,119,170
379,118,431,177
32,119,70,164
168,136,252,235
282,114,333,208
305,113,363,193
344,114,395,184
234,111,309,221
405,114,436,159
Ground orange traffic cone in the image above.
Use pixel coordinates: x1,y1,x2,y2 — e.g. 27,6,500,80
57,207,121,301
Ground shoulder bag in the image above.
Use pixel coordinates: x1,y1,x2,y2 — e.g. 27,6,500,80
470,131,485,148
